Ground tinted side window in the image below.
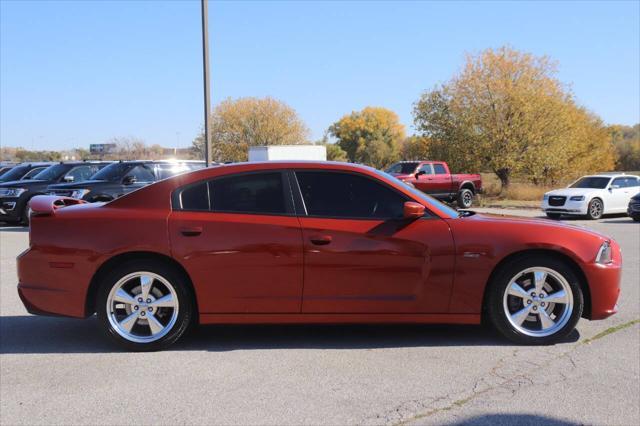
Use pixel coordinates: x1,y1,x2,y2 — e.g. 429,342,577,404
629,178,640,187
128,165,155,182
612,177,626,188
295,171,407,219
211,172,285,214
433,164,447,175
22,167,46,179
418,164,433,174
180,182,209,211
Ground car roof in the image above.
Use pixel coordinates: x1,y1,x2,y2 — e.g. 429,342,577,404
583,173,639,178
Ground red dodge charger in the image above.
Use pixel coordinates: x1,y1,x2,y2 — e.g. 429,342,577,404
17,162,621,350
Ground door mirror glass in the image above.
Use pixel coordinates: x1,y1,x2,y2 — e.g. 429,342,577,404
63,175,74,183
403,201,425,220
123,175,137,185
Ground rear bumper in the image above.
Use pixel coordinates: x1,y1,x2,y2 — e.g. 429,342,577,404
17,248,92,318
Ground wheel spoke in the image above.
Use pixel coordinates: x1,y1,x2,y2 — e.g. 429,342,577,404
147,313,164,335
150,294,175,308
533,271,547,293
511,305,533,326
140,275,154,300
119,311,139,333
507,282,529,300
113,288,137,305
538,309,556,329
544,290,568,305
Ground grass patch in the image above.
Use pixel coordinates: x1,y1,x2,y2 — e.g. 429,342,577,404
582,318,640,345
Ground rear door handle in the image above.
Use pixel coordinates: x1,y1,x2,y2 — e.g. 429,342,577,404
180,226,202,237
310,235,332,245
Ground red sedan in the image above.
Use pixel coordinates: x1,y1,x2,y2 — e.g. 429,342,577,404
18,162,621,350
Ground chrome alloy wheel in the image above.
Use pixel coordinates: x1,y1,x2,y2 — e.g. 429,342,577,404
462,191,473,207
106,271,179,343
589,199,603,218
502,267,574,337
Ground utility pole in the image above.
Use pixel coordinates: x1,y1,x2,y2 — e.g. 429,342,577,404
201,0,211,166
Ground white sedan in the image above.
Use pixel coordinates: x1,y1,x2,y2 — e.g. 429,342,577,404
542,173,640,220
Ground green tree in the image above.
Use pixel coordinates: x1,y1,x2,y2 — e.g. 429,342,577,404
192,97,309,162
328,107,405,169
414,46,615,188
399,136,431,161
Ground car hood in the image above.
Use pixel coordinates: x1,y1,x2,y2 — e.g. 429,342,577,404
545,187,604,197
0,179,51,188
466,212,609,240
47,180,108,190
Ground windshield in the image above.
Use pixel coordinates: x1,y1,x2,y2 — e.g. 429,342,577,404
569,177,611,189
32,164,69,181
90,163,132,182
373,169,459,219
0,165,30,182
386,162,418,174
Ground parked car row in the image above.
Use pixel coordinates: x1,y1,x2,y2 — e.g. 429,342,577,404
0,160,204,225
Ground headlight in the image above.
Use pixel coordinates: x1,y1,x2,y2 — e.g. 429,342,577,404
570,195,585,201
0,187,27,197
596,241,613,265
70,189,90,199
543,194,549,201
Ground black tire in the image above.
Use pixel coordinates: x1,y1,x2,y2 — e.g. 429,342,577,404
632,216,640,222
586,198,603,220
457,188,474,209
96,259,195,351
545,213,562,220
486,255,583,345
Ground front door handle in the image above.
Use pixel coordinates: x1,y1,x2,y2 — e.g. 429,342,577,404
310,235,332,245
180,226,202,237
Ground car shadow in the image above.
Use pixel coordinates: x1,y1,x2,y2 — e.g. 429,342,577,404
0,315,580,354
0,224,28,232
450,413,581,425
601,218,638,224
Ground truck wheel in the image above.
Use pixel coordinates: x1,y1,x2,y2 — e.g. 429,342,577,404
457,189,474,209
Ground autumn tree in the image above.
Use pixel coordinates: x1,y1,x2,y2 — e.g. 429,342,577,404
609,124,640,171
414,46,615,188
399,136,431,161
192,97,309,162
328,107,405,169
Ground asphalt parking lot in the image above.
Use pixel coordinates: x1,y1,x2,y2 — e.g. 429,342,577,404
0,209,638,426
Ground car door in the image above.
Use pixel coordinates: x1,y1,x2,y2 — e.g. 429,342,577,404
292,170,455,314
412,163,434,193
608,177,630,212
168,171,304,313
430,163,453,198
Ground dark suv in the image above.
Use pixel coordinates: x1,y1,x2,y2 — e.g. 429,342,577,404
47,160,205,202
0,162,53,183
0,161,110,225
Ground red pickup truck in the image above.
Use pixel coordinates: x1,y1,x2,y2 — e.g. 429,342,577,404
386,161,482,208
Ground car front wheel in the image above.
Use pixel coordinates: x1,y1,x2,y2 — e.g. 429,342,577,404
96,260,194,351
457,188,474,209
586,198,603,220
487,255,583,345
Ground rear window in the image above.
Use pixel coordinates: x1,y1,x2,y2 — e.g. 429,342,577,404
211,172,285,214
180,182,209,211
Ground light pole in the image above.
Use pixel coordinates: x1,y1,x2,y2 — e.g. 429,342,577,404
201,0,211,166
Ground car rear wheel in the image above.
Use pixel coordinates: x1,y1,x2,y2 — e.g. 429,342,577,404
586,198,603,220
487,255,583,345
96,260,194,351
457,188,474,209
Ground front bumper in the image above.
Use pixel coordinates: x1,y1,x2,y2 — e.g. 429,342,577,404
0,197,23,222
582,240,622,320
541,199,588,215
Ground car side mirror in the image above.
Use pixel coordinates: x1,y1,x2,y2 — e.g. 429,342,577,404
122,175,137,185
415,171,425,178
403,201,425,220
609,185,619,190
63,175,74,183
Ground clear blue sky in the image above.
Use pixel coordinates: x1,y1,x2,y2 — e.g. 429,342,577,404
1,0,639,151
